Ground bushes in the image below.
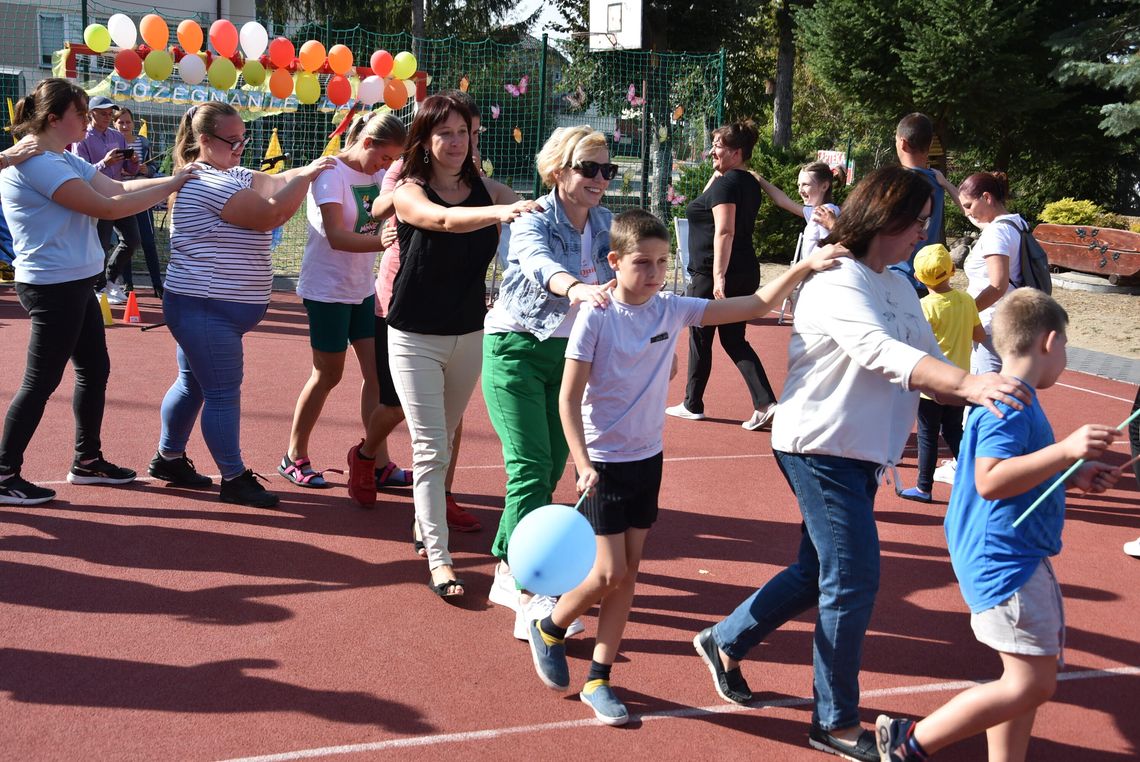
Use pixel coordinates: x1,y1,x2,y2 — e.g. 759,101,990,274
1039,198,1104,225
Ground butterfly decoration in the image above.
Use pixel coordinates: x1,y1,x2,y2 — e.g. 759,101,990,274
504,75,529,97
666,185,687,206
490,104,501,120
481,159,494,177
512,126,523,144
622,169,635,186
613,126,623,144
672,105,684,121
564,85,586,110
459,75,470,92
626,83,645,107
658,126,668,144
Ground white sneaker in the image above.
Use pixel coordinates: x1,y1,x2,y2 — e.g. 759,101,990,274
665,403,705,421
742,404,776,431
515,594,584,640
1124,537,1140,558
488,560,520,611
933,458,958,485
102,287,127,305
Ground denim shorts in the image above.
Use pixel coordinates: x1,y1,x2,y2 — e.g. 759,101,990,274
304,296,376,353
971,557,1064,658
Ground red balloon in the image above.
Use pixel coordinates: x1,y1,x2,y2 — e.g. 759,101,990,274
327,75,352,106
370,50,393,78
209,19,239,58
268,37,295,70
114,49,143,80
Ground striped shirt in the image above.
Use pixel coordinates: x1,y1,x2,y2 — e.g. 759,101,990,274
165,166,273,304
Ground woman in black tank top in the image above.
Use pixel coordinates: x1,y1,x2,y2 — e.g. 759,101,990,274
389,94,540,598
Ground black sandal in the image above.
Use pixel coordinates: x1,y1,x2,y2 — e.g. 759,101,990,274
429,576,465,598
411,520,426,557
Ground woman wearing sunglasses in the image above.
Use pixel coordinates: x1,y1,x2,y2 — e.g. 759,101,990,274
482,126,617,634
152,101,334,507
666,119,779,431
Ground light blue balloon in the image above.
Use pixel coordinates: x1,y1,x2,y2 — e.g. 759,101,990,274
507,504,596,596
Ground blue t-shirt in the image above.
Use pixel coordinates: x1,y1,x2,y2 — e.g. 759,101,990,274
889,167,944,291
0,151,102,285
944,390,1063,614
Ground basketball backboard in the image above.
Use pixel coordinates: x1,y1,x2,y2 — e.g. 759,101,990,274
589,0,643,51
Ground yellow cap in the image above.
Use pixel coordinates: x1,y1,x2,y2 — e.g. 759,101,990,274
914,243,953,287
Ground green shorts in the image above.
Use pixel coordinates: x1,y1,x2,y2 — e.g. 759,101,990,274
304,296,376,353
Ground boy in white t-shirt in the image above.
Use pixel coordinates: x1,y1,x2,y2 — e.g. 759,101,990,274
525,209,843,726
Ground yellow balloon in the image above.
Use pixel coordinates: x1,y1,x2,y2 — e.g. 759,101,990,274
242,59,266,87
143,50,174,81
84,24,111,54
295,72,320,104
391,51,417,80
208,57,238,90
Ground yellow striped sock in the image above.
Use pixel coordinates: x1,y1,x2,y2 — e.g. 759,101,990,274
582,679,609,694
537,622,564,647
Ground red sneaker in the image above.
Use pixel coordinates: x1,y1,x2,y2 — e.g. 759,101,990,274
446,493,481,532
347,441,377,508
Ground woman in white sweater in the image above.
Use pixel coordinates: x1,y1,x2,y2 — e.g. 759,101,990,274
693,166,1029,762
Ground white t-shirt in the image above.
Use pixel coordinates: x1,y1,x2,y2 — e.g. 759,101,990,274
165,166,274,304
964,213,1024,332
771,258,946,466
565,292,707,462
799,203,840,261
298,158,385,304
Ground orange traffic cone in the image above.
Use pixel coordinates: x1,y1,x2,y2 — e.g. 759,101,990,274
99,290,113,327
122,291,142,324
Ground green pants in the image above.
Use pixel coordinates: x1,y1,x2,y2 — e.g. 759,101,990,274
483,331,571,562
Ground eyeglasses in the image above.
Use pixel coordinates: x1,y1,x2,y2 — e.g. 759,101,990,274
209,133,252,152
916,215,932,234
571,161,620,180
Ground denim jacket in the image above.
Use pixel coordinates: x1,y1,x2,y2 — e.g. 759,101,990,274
495,189,615,341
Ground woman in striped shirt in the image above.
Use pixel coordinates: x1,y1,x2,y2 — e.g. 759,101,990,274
150,101,334,508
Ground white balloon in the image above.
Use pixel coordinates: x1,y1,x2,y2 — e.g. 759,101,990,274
239,21,268,59
179,53,206,85
107,13,136,49
403,78,416,98
358,75,383,106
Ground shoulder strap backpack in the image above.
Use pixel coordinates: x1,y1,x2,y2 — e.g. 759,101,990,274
995,218,1052,295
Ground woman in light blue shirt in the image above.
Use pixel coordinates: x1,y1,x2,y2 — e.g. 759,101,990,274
0,78,196,506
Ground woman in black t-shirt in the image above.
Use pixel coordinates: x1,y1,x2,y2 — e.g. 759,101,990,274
389,94,539,599
665,120,778,431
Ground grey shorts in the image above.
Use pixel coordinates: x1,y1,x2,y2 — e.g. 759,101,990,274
971,557,1065,659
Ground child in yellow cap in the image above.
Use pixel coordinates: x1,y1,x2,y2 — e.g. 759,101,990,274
898,244,987,502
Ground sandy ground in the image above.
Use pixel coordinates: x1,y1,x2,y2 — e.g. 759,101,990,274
758,264,1140,360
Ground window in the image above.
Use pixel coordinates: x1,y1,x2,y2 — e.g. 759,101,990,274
38,13,66,68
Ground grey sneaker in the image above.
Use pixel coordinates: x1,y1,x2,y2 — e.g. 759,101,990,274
580,681,629,726
527,619,569,691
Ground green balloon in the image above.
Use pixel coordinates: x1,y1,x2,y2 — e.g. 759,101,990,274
84,24,111,54
242,59,266,87
143,50,174,82
208,58,238,90
295,72,320,104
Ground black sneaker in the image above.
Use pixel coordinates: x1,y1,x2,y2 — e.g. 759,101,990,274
148,452,213,488
808,725,879,762
693,627,753,704
219,470,279,508
67,456,137,485
0,473,56,505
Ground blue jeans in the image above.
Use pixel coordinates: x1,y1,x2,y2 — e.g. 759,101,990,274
159,292,266,480
713,451,881,731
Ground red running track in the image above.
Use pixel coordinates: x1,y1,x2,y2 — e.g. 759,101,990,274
0,288,1137,760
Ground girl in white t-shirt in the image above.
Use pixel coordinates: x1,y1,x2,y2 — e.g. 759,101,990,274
959,171,1025,374
755,161,844,262
281,112,406,508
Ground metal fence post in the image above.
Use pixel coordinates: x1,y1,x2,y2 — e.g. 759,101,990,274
533,33,549,199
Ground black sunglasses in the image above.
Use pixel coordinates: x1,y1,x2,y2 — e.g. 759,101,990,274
209,133,252,152
572,161,620,180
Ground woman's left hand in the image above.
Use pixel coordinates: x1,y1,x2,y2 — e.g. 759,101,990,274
169,161,202,189
713,273,726,299
569,279,615,309
811,205,837,230
961,372,1032,417
5,135,44,167
805,243,850,272
299,155,338,180
380,219,398,249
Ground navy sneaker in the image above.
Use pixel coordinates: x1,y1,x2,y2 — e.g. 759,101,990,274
527,619,569,691
67,456,136,485
580,680,629,726
897,486,932,504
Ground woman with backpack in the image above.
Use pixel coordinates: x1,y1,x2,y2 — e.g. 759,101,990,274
959,171,1029,374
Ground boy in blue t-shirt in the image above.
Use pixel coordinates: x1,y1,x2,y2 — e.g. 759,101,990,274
877,289,1119,761
524,209,842,726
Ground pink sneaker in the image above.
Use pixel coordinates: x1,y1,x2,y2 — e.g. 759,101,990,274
347,441,377,508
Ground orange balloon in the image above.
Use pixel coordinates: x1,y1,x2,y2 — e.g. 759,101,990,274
209,19,238,58
269,67,293,99
140,14,169,50
299,40,326,73
383,78,408,110
327,75,352,106
268,37,294,69
327,44,353,76
177,19,203,54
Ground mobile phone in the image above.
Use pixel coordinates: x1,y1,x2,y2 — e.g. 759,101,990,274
121,148,134,159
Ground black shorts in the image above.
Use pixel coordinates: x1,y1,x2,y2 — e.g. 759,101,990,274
579,452,663,535
374,315,401,407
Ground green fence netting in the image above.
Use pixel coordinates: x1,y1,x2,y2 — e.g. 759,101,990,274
1,2,724,277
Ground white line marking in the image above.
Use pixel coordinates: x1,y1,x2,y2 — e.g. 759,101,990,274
217,665,1139,762
1055,382,1135,404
